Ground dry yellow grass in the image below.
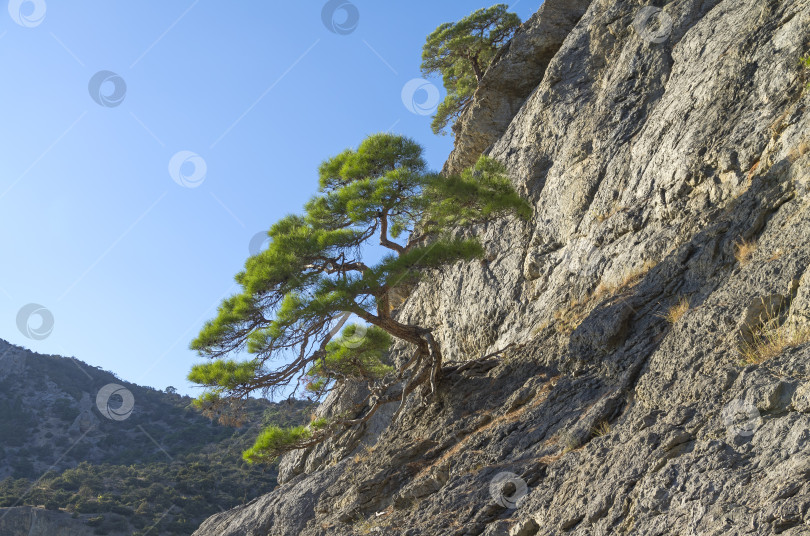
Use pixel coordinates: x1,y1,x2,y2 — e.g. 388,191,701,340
352,444,378,464
746,160,760,182
553,297,591,335
553,260,658,335
766,248,786,262
663,296,690,324
734,239,757,266
739,321,810,364
560,432,582,454
591,420,611,438
787,140,810,162
596,259,658,298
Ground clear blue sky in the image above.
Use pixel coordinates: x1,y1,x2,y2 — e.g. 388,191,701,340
0,1,538,396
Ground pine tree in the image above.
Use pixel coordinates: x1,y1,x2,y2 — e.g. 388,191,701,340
189,133,531,462
421,5,521,135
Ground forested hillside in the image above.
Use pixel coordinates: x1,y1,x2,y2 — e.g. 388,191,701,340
0,339,312,535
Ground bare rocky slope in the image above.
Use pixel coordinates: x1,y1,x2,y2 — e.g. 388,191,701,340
194,0,810,534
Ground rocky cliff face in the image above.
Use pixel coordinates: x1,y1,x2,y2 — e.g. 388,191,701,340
194,0,810,534
441,0,592,177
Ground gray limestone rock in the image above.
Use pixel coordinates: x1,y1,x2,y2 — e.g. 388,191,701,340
193,0,810,534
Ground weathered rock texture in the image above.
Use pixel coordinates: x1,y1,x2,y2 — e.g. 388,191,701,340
194,0,810,534
442,0,592,176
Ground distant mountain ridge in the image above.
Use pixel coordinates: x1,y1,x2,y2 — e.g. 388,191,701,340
0,338,313,535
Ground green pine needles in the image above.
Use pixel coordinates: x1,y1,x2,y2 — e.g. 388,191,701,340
188,133,531,463
241,425,312,465
304,325,394,395
421,4,521,134
802,54,810,88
